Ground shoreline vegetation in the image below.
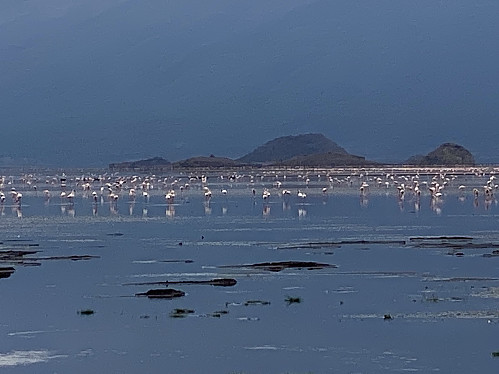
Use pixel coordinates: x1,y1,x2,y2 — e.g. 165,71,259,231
108,134,475,172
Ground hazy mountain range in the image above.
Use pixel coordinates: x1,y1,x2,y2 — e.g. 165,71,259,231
2,1,498,167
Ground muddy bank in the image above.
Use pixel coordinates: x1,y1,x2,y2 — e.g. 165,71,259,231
136,289,186,299
221,261,336,272
127,278,237,287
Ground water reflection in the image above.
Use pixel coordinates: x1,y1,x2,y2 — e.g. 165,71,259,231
360,196,368,208
414,199,420,213
3,168,499,373
67,205,75,218
298,207,307,218
430,195,443,215
282,201,291,211
3,168,499,220
12,205,22,218
110,202,118,215
204,202,212,215
166,205,175,218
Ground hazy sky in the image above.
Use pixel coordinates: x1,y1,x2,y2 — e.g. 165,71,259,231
1,0,498,167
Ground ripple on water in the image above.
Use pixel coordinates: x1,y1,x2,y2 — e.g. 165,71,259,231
0,350,66,367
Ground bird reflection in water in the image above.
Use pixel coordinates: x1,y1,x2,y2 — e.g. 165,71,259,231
12,205,22,218
166,205,175,218
282,201,291,211
484,197,494,211
430,195,443,215
360,195,368,208
67,204,75,218
204,202,212,215
414,199,420,213
110,202,118,215
298,208,307,218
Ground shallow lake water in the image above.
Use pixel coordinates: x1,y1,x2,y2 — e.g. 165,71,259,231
0,167,499,373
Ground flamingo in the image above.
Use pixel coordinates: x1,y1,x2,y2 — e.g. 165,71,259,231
67,189,76,203
360,182,369,196
473,188,479,198
129,188,136,200
262,189,271,200
14,192,22,205
166,189,175,204
203,187,212,200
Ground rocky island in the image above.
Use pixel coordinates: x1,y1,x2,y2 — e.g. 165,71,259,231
405,143,475,166
109,157,171,172
236,134,373,167
109,135,475,171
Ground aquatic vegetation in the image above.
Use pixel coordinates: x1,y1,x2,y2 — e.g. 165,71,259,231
211,310,229,318
158,259,194,263
222,261,336,272
424,294,441,303
136,289,185,299
169,308,195,318
409,236,499,250
277,239,406,250
483,250,499,258
33,255,100,261
244,300,271,306
77,309,95,316
0,267,15,279
285,296,302,305
126,278,237,287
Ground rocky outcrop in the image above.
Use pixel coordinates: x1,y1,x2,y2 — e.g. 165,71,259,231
237,133,348,164
406,143,475,166
109,157,171,171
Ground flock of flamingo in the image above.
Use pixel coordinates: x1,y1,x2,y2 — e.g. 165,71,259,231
0,166,498,217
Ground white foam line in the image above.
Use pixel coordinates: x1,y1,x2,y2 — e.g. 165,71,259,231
0,350,66,367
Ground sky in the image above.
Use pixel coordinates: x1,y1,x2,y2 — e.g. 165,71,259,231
1,0,499,167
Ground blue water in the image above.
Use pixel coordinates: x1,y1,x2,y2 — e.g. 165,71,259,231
0,168,498,373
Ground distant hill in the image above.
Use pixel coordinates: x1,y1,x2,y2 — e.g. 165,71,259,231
108,137,476,171
280,151,374,167
108,133,377,170
172,155,242,168
405,143,475,166
109,157,171,171
237,134,348,164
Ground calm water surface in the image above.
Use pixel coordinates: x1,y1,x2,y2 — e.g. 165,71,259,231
0,168,498,373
